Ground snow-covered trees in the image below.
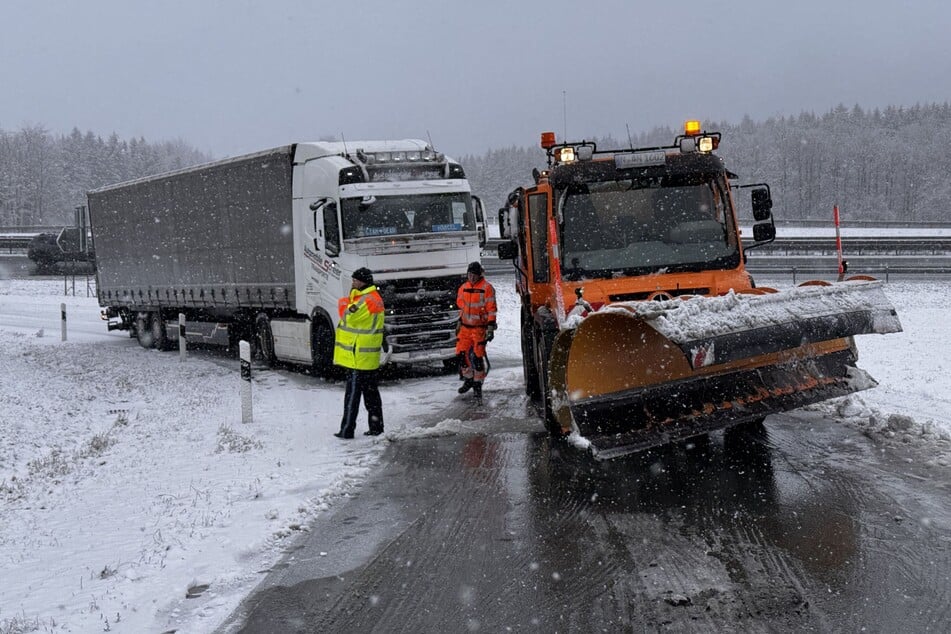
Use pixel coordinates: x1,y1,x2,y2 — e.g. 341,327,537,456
0,126,210,226
462,102,951,223
3,102,949,228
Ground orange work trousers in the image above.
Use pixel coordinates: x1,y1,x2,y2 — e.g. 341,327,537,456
455,326,488,381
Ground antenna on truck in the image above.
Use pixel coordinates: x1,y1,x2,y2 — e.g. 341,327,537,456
562,90,568,140
341,133,349,157
426,130,435,151
626,124,634,150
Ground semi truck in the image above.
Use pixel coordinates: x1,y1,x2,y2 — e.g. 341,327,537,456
88,139,485,375
496,122,902,459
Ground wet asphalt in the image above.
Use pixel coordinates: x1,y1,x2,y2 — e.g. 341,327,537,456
219,377,951,633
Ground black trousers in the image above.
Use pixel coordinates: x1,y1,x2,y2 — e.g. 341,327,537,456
339,368,383,436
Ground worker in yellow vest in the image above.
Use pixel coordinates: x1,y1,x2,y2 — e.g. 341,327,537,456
333,267,386,439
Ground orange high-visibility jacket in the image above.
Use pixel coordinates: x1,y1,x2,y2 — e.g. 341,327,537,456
457,277,497,328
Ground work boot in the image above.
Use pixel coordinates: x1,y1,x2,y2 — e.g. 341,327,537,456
458,378,474,394
472,381,483,399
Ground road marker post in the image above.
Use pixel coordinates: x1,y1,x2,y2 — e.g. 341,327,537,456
178,313,187,361
240,340,253,424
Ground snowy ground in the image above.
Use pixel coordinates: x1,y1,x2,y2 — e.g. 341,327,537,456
0,273,948,633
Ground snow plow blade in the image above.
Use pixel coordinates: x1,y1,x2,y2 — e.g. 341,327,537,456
548,281,902,460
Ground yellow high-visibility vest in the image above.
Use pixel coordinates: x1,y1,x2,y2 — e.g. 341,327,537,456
334,285,385,370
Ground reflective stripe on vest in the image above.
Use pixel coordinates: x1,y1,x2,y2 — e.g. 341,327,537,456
334,286,385,370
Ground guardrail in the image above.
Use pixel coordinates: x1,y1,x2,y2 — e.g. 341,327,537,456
0,233,39,252
754,236,951,256
0,225,65,233
480,244,951,279
485,236,951,256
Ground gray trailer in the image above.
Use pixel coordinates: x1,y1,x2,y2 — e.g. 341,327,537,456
91,147,296,316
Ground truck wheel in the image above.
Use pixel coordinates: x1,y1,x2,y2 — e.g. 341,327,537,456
521,307,540,399
533,324,560,435
255,314,276,368
724,417,768,452
135,312,155,349
724,417,771,471
150,313,170,351
311,318,335,378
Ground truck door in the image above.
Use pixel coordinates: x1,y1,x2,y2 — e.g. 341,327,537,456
527,192,550,283
309,199,341,257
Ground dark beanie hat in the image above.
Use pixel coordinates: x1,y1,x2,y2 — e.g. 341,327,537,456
352,267,374,285
467,261,483,275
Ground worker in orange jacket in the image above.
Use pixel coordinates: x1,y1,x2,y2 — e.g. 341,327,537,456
455,261,497,399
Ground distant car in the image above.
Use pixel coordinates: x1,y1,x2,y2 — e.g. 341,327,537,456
27,230,96,272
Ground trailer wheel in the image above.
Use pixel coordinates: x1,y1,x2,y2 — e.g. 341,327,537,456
135,312,155,349
255,314,276,368
311,317,335,378
150,313,170,351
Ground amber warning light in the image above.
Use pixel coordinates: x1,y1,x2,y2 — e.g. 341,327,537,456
684,120,702,136
540,132,557,149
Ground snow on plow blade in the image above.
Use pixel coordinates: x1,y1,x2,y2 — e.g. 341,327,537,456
548,281,903,460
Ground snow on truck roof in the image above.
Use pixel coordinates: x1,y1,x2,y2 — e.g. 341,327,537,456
295,139,434,161
87,146,295,195
87,139,450,195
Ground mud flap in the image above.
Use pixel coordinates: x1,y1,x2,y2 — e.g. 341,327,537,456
548,328,576,434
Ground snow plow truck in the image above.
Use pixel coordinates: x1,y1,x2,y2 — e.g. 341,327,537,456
496,122,902,460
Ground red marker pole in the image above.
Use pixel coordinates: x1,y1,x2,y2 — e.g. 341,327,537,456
548,215,566,328
833,205,844,280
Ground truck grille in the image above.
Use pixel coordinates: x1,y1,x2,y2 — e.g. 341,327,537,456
378,274,465,355
385,303,459,354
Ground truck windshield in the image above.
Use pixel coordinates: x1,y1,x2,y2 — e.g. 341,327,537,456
557,175,739,279
341,193,474,239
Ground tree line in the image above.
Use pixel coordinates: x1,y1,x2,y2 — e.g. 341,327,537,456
0,125,210,227
3,102,949,227
462,102,951,224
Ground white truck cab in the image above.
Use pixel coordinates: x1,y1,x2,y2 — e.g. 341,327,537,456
275,140,485,372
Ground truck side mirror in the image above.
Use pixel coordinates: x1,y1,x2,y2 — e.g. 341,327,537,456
498,208,514,240
751,187,772,221
497,241,517,260
472,195,486,247
753,223,776,242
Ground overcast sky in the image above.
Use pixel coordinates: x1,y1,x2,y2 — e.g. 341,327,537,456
3,0,949,160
